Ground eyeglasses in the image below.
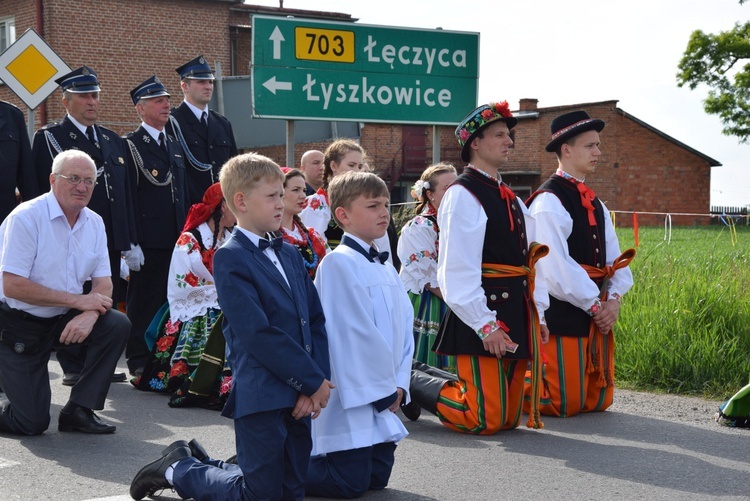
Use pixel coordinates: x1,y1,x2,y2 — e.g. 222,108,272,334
56,174,97,188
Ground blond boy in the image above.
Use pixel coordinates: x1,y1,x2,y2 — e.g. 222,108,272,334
131,153,332,501
306,171,414,498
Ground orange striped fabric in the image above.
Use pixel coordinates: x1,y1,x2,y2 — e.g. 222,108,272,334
523,334,614,417
436,355,527,434
522,248,634,417
480,242,548,429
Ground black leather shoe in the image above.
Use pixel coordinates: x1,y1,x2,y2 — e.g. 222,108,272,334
162,438,208,461
58,407,116,434
62,372,128,386
62,373,80,386
130,445,191,500
400,400,422,421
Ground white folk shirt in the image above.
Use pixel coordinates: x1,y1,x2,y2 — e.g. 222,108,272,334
0,191,110,318
397,212,439,295
436,182,549,334
167,222,230,322
312,232,413,455
529,191,633,310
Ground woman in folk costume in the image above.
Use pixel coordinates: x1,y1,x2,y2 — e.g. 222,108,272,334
300,139,390,254
275,168,329,278
132,183,236,408
397,163,457,373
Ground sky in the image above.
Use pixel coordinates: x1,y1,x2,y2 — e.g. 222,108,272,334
248,0,749,207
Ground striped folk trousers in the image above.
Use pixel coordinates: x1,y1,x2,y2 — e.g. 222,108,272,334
435,354,526,435
523,334,614,418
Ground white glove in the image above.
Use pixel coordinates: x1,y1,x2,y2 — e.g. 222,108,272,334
122,243,145,272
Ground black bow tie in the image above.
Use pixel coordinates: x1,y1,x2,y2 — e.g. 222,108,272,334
259,237,283,251
369,246,389,265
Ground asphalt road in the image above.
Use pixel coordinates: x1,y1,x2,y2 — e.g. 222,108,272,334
0,355,748,500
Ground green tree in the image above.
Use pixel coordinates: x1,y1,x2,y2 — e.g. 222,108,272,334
677,18,750,143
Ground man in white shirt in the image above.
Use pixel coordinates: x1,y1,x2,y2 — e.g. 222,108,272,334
524,110,634,417
31,65,137,386
407,102,550,433
0,150,130,435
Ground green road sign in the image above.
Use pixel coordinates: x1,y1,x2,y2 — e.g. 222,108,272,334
251,15,479,125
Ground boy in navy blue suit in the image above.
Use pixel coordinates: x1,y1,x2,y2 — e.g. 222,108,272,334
306,171,414,498
130,153,333,501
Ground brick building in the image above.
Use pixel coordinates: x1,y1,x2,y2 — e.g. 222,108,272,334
0,0,353,132
505,99,720,226
1,1,719,224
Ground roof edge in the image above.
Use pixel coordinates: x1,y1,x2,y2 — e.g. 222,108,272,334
232,3,357,22
616,108,722,167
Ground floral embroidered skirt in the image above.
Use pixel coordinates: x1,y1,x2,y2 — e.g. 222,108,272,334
409,290,455,373
133,306,224,397
169,313,232,411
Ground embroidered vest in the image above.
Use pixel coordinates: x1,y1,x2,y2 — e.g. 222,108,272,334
434,169,532,359
529,175,606,337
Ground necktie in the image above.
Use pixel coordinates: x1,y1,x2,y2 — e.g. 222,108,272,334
576,182,598,226
200,111,208,128
158,132,168,156
368,246,389,265
259,237,283,251
86,126,99,148
498,183,516,232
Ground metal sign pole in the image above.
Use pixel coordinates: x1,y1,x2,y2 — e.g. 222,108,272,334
215,61,225,117
27,108,34,143
286,120,295,168
432,125,440,163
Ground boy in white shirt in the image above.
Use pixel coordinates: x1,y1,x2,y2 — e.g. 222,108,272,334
307,171,414,498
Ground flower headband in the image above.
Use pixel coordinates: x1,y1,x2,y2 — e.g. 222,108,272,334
410,179,430,201
455,101,518,162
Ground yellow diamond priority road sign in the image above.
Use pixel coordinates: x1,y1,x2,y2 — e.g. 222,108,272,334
0,29,70,110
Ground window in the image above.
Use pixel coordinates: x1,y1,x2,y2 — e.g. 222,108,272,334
0,16,15,53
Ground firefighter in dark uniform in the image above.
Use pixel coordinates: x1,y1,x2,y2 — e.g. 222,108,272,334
168,55,237,206
32,66,137,385
124,75,188,376
0,100,38,223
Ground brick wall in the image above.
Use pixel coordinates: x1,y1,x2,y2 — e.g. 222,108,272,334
2,0,233,135
508,101,712,226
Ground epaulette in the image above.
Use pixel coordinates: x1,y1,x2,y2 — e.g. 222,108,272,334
0,101,22,112
39,122,62,131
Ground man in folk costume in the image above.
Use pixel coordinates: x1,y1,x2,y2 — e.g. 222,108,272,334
524,110,634,417
408,102,550,433
124,76,188,376
168,56,238,206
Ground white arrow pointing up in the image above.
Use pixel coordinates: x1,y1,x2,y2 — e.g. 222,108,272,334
263,76,293,95
270,26,285,60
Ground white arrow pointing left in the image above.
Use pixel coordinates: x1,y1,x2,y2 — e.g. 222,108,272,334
263,76,293,95
270,26,285,60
